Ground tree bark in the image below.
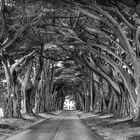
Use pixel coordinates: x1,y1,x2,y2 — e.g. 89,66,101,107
1,55,22,118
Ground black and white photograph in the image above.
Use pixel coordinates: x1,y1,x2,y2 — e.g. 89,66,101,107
0,0,140,140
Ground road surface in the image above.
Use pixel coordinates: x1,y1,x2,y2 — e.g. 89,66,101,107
6,111,104,140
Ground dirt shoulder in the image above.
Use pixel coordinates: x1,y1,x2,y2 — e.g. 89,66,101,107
0,110,63,140
80,112,140,140
0,113,51,140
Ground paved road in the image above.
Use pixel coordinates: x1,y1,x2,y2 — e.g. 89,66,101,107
6,111,104,140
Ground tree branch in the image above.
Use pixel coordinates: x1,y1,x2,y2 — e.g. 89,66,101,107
114,7,136,30
0,13,42,51
88,46,136,104
75,4,136,64
136,26,140,58
0,0,5,40
10,50,36,73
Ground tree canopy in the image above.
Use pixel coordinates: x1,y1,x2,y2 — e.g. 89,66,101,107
1,0,140,120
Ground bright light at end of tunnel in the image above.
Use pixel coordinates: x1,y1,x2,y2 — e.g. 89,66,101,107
56,62,62,67
63,98,76,110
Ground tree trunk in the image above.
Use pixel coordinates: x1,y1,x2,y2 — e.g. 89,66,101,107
107,87,114,114
13,98,22,118
2,60,21,118
22,87,27,113
34,71,45,113
85,89,90,112
4,96,13,118
4,81,21,118
90,71,93,112
26,88,34,115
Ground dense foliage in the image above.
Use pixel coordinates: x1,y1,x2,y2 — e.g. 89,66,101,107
0,0,140,120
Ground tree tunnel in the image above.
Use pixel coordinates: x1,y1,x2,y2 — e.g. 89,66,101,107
0,0,140,121
52,61,86,111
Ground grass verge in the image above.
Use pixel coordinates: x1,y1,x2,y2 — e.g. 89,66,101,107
80,113,140,140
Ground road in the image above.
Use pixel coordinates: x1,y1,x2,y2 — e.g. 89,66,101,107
6,111,104,140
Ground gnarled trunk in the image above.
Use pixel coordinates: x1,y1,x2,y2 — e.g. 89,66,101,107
4,81,21,118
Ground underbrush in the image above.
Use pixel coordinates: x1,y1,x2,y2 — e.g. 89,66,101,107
0,114,45,140
81,113,140,140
